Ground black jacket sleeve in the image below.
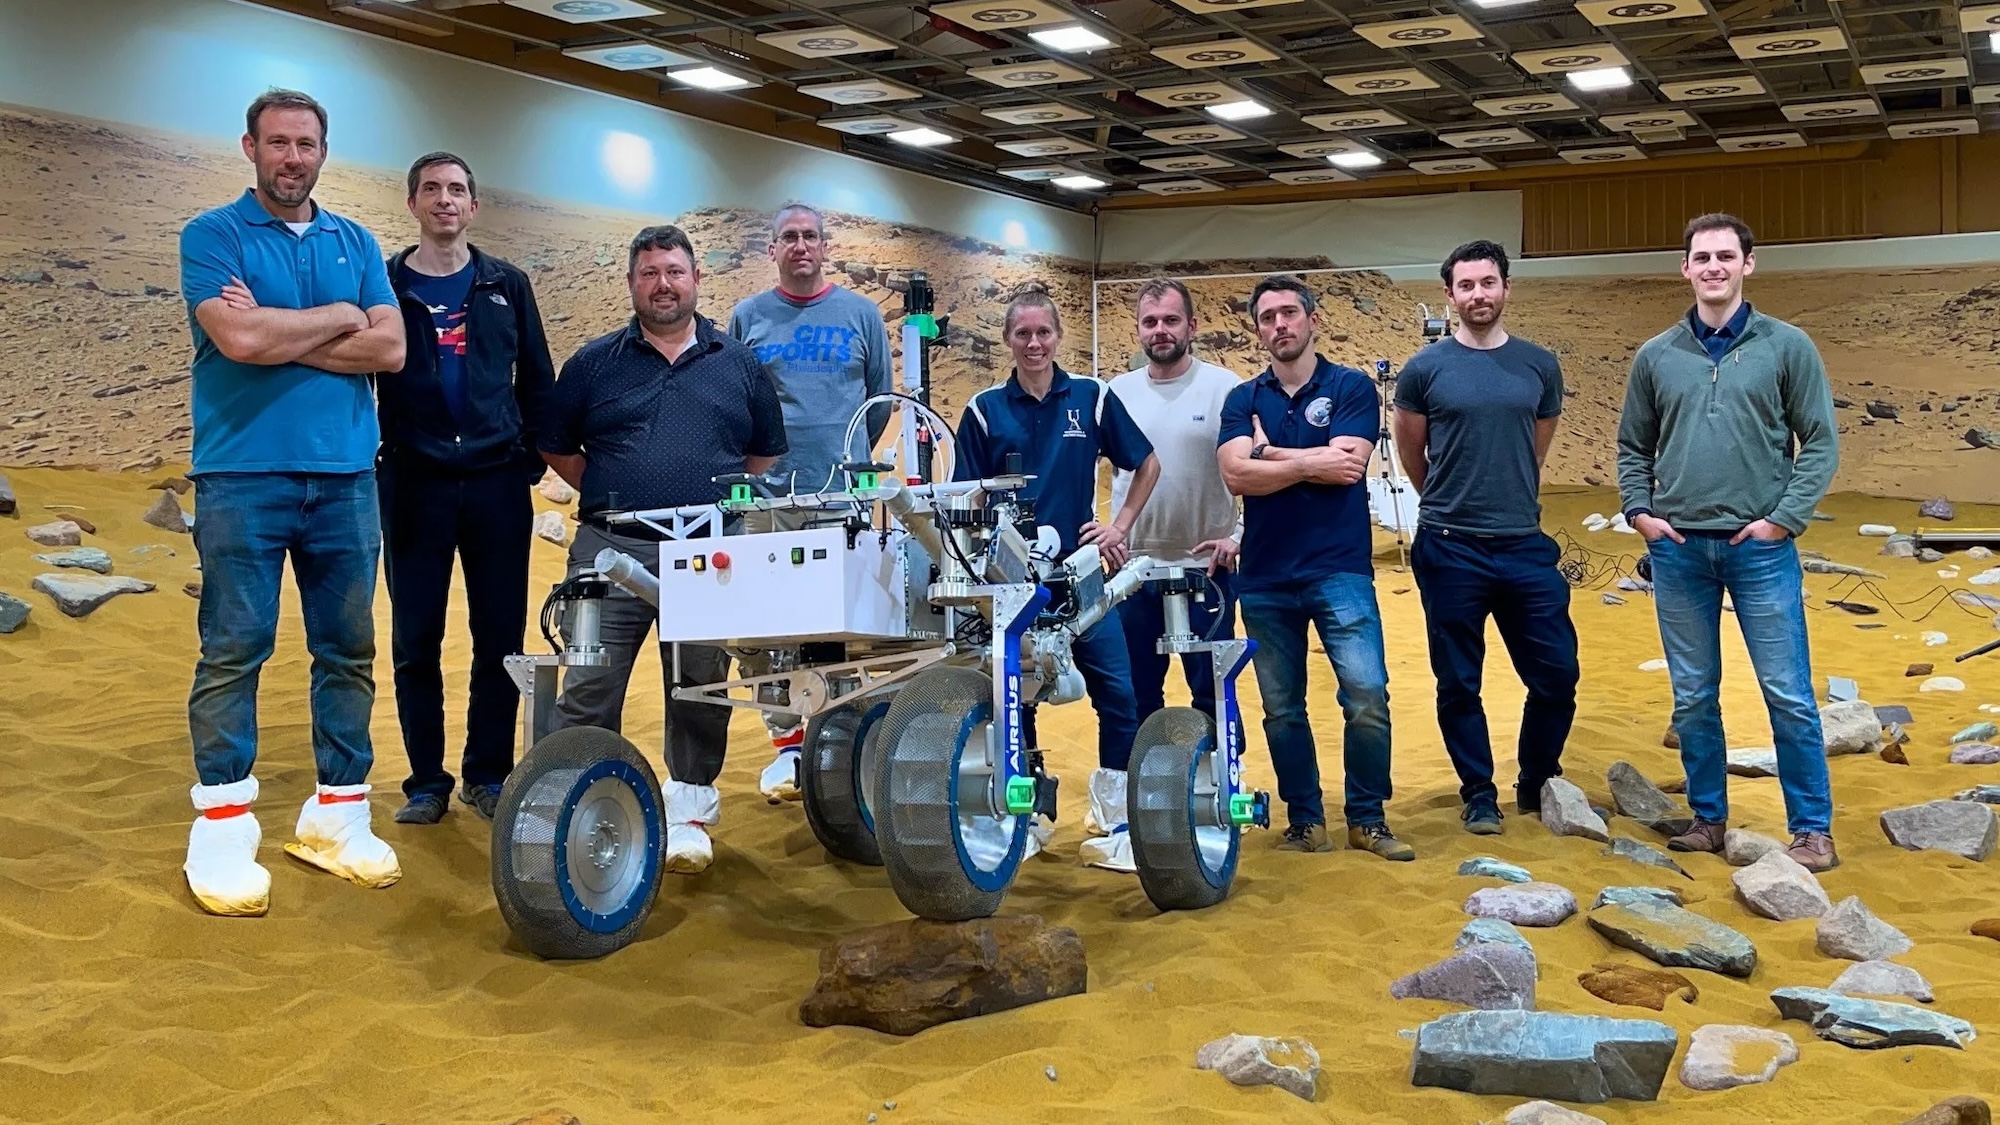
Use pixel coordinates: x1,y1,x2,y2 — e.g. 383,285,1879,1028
509,266,557,479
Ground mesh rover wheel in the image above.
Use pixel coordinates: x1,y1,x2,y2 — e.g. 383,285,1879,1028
491,726,664,959
801,695,894,865
873,665,1026,921
1129,706,1240,912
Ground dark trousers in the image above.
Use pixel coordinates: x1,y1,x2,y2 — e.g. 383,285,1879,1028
1020,606,1141,771
1410,527,1579,808
554,524,733,786
379,460,533,799
1118,570,1236,719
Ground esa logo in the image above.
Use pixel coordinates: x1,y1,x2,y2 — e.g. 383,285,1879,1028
1305,396,1333,427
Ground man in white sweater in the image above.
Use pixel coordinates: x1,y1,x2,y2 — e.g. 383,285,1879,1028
1095,277,1243,872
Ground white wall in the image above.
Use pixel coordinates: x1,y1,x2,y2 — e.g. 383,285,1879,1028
1096,191,1525,271
0,0,1096,258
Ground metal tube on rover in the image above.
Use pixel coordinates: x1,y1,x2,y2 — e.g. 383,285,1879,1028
592,548,661,607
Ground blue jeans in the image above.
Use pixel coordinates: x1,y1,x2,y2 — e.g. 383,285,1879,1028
1118,569,1237,719
1023,606,1140,771
1237,572,1393,828
188,472,381,787
1411,528,1579,809
1647,531,1831,835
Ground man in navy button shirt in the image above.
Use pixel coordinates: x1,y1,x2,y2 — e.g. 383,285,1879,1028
540,224,788,875
376,151,556,827
953,289,1160,870
176,88,408,917
1217,276,1412,861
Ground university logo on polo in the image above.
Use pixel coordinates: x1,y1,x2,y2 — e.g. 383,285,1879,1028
1063,408,1087,438
1305,397,1333,427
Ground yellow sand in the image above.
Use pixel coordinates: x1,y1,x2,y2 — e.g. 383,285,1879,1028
1,468,1997,1125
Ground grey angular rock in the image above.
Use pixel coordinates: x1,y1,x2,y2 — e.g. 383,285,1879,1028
1724,828,1786,867
24,520,82,547
1593,886,1683,910
1195,1034,1318,1101
1955,722,2000,744
1821,698,1884,755
0,470,13,515
1954,785,2000,805
29,573,156,618
1921,548,1947,563
1606,761,1694,835
1390,942,1536,1011
1464,882,1578,928
1882,537,1918,559
1586,901,1758,978
140,489,190,533
1921,497,1957,521
1505,1102,1606,1125
1816,896,1913,961
0,591,29,634
1604,837,1691,879
32,547,113,574
1829,960,1933,1003
1455,918,1535,957
1950,743,2000,765
1678,1024,1799,1091
1769,986,1974,1049
1880,800,1998,861
1726,747,1779,777
1539,778,1609,842
1731,850,1832,921
1458,856,1533,883
1408,1009,1678,1103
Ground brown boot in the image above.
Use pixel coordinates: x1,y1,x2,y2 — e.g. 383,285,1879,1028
1785,831,1840,872
1667,820,1727,853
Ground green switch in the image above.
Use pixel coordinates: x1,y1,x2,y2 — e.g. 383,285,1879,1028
790,547,805,565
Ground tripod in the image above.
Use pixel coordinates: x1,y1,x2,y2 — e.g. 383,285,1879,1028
1365,302,1448,573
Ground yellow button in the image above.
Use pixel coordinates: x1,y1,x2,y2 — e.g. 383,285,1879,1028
692,555,706,572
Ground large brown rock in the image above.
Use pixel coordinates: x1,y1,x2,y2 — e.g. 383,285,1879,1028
1901,1097,1991,1125
799,915,1086,1035
1578,963,1697,1011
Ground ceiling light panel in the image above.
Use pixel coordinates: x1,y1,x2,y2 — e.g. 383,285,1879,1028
754,26,898,58
818,115,910,136
1136,178,1224,195
998,164,1074,181
966,60,1094,88
1959,5,2000,34
1270,168,1358,184
1141,124,1246,144
503,0,662,22
1139,153,1234,171
1975,86,2000,105
562,42,700,70
1301,109,1409,130
995,136,1097,155
1859,58,1970,85
1887,118,1980,139
929,0,1074,31
1410,156,1497,175
1599,108,1697,131
1137,81,1246,107
1151,39,1280,70
1729,27,1847,61
1278,137,1367,158
1574,0,1708,26
1324,68,1440,95
1473,92,1580,116
1779,97,1878,122
1560,145,1646,163
1165,0,1303,11
1028,26,1111,52
1717,131,1805,151
1513,44,1631,73
982,102,1093,125
1658,74,1765,101
798,79,923,105
1354,15,1483,48
1439,126,1538,149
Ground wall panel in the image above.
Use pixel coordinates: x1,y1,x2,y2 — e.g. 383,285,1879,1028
1522,161,1875,255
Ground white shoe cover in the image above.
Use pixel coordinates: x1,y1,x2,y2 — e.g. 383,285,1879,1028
1079,827,1137,874
759,748,803,804
285,784,402,889
664,780,720,874
1083,768,1129,837
185,777,271,916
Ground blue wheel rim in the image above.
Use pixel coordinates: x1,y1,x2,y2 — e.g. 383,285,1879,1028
553,759,663,934
946,700,1026,892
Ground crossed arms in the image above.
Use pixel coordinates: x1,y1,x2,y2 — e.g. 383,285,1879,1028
1218,415,1373,496
195,276,404,375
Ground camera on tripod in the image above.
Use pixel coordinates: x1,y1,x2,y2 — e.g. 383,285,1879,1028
1417,302,1450,343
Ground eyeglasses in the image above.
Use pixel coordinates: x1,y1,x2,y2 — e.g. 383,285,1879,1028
776,229,823,245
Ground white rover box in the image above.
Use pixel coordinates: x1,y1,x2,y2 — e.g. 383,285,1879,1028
655,526,912,646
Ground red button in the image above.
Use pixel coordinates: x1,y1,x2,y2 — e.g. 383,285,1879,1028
711,551,731,569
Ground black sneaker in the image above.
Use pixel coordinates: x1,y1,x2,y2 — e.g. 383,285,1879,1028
1515,780,1548,816
459,782,503,821
1462,801,1504,836
394,792,447,824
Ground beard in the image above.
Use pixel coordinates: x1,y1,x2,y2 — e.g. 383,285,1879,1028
1144,337,1189,365
257,164,317,209
634,292,693,332
1459,300,1503,327
1268,335,1308,363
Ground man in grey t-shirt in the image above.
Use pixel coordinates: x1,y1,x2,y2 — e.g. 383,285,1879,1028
728,202,892,802
1392,239,1579,836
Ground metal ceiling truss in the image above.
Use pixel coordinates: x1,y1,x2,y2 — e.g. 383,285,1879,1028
324,0,1996,211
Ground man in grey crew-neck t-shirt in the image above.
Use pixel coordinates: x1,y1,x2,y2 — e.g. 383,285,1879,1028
1392,238,1579,836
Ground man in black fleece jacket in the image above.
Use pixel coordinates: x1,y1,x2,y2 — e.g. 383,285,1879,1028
375,151,555,824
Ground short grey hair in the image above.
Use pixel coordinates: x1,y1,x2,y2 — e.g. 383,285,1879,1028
772,202,825,238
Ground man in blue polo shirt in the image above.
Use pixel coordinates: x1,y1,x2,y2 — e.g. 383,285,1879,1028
176,88,408,917
954,289,1160,871
1218,275,1411,862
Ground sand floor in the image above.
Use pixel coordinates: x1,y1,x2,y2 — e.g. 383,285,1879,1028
2,470,1998,1124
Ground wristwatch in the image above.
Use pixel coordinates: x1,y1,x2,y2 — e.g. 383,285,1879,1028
1250,442,1270,460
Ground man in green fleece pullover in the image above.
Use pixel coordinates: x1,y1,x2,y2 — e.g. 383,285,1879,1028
1616,212,1841,873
